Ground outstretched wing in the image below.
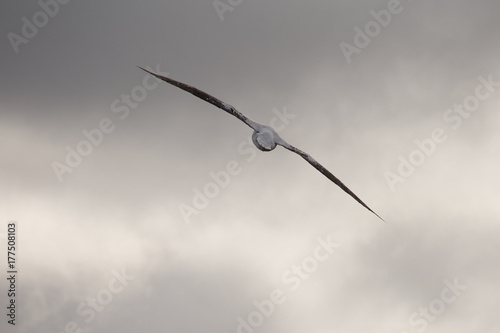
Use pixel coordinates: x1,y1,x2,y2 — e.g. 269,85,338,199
277,140,385,222
138,67,259,130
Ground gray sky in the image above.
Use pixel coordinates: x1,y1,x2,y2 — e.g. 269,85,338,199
1,1,499,332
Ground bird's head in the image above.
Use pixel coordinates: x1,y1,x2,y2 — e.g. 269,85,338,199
252,127,277,152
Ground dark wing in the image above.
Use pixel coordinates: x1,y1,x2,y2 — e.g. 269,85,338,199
138,67,259,130
277,140,385,222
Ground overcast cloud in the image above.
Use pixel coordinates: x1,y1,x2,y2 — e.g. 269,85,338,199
1,1,499,332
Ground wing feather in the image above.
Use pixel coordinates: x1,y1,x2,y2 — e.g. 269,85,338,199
138,67,259,130
278,141,385,222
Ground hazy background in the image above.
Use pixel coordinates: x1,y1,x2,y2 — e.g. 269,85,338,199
1,1,499,332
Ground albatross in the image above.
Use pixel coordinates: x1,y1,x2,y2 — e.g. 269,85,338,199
138,67,384,222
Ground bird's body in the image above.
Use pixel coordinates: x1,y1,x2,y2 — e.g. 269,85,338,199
138,66,384,222
252,125,279,152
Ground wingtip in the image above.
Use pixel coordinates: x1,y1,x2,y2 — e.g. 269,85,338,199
366,206,386,223
137,66,155,76
374,212,387,223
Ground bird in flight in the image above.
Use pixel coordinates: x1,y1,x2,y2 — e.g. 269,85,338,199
138,67,384,222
